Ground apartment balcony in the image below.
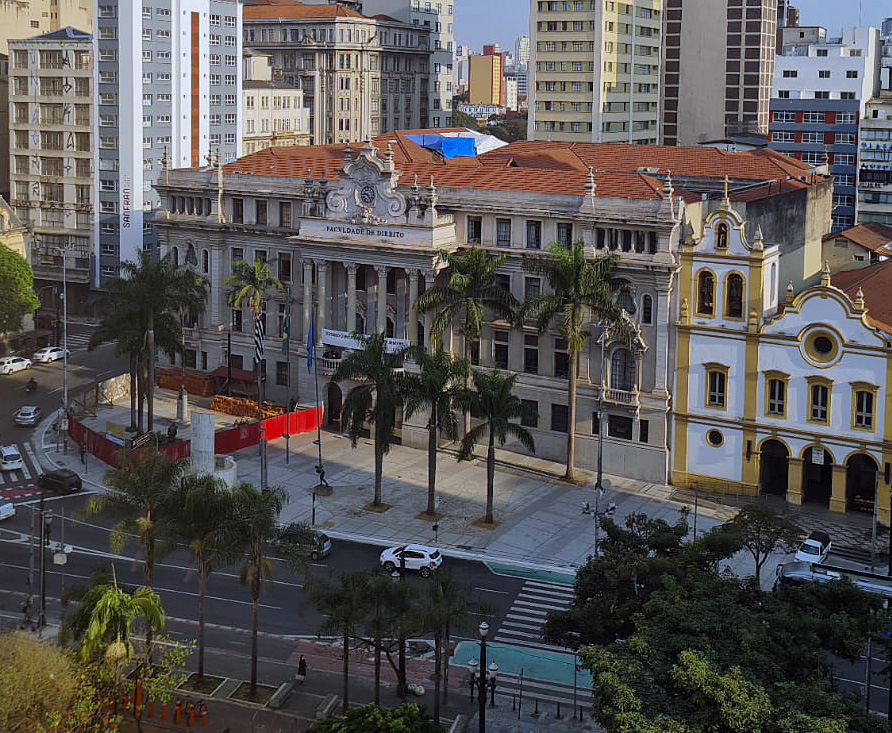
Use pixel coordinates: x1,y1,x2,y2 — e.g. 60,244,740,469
319,355,342,376
602,386,639,406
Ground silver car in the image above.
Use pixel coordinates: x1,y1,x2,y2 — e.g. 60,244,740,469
14,406,41,427
0,356,31,374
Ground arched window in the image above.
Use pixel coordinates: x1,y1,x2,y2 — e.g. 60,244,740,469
726,273,744,318
610,348,636,392
717,223,728,249
770,263,777,303
355,313,365,335
202,249,210,274
386,317,395,338
616,280,635,314
697,271,714,315
186,243,198,267
171,246,179,266
641,294,654,325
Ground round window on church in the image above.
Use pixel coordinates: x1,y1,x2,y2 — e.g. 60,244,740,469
803,329,840,366
707,430,724,447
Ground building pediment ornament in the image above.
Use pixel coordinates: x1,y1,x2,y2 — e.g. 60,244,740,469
325,141,408,222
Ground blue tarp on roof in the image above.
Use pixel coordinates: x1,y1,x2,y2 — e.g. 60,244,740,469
406,134,477,159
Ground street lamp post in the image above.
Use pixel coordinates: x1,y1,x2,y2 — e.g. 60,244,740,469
61,245,69,454
467,621,497,732
595,325,607,492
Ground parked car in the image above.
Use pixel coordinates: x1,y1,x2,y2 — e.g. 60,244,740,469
14,406,41,427
275,522,332,561
0,356,31,374
32,346,70,363
0,499,15,521
0,445,24,472
794,530,832,565
37,468,82,494
380,544,443,578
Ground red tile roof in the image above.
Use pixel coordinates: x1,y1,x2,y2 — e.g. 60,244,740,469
221,129,826,202
822,223,892,252
832,260,892,332
243,0,365,20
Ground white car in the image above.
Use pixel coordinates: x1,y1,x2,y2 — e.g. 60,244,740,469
380,544,443,578
0,500,14,521
0,356,31,374
33,346,70,363
14,406,41,427
0,445,24,471
794,530,831,565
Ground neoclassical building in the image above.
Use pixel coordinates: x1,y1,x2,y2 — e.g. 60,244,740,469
673,200,892,521
155,130,830,483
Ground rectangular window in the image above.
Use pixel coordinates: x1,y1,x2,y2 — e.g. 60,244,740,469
707,370,726,408
255,199,268,225
810,384,829,422
524,334,539,374
493,330,509,369
277,253,292,283
231,247,244,270
521,400,538,428
526,220,542,249
767,379,786,416
279,201,292,228
855,390,874,428
467,215,482,243
232,197,244,223
524,277,541,301
551,404,568,433
608,415,633,440
554,337,569,378
557,222,573,247
639,419,649,443
803,112,825,124
496,218,512,247
276,361,289,386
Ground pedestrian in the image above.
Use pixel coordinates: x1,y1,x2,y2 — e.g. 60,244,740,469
296,655,307,684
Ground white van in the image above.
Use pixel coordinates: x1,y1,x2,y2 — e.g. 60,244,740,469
0,445,23,471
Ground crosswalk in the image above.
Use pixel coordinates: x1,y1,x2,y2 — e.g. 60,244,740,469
0,442,43,493
490,580,594,709
57,333,92,352
494,579,574,652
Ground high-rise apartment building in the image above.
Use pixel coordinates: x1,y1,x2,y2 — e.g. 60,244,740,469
770,26,881,230
243,0,431,144
468,52,502,105
662,0,777,146
528,0,663,144
96,0,243,282
242,50,310,154
9,28,95,306
515,34,530,66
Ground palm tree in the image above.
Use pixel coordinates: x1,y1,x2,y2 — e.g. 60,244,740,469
307,571,370,713
457,371,535,524
124,251,208,432
414,247,517,357
333,333,407,508
522,243,627,481
414,247,518,433
80,580,165,667
85,449,186,589
229,482,287,694
167,475,239,679
225,258,283,412
402,347,469,516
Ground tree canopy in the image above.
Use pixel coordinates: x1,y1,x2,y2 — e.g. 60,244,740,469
544,509,887,733
0,244,40,333
307,702,440,733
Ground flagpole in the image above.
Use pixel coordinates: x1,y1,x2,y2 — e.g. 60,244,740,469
308,306,328,491
284,288,291,465
256,311,267,491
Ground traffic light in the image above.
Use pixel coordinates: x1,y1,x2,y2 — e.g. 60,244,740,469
43,513,52,546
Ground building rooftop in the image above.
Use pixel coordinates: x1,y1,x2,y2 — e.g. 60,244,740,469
243,79,302,90
833,260,892,332
219,130,825,202
823,223,892,252
243,0,366,20
26,26,91,41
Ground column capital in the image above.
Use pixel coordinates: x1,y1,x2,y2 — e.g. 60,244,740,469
346,262,359,275
317,259,328,273
303,260,314,272
423,269,436,283
375,264,389,276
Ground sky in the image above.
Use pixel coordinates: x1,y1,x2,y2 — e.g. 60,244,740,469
454,0,892,57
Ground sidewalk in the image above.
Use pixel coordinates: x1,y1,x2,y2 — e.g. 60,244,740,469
36,387,880,578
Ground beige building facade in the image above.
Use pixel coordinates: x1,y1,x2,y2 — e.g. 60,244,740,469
528,0,663,143
662,0,777,146
0,0,91,54
243,50,310,154
243,0,431,145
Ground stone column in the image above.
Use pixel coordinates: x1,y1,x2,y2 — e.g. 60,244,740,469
653,287,671,394
423,271,435,348
787,458,803,506
317,260,327,345
376,265,388,335
396,270,408,338
830,464,847,514
302,260,313,342
346,263,358,333
408,269,419,345
366,272,375,335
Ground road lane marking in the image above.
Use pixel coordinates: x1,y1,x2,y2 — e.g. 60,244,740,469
473,587,510,594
